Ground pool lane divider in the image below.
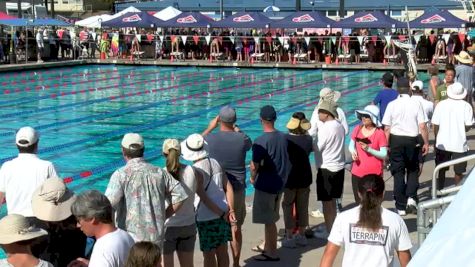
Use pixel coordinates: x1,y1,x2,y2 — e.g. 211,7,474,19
36,71,364,184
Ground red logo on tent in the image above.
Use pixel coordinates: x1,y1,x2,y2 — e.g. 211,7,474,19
292,14,315,23
122,14,142,22
233,14,254,22
354,14,378,23
177,15,197,23
421,14,446,24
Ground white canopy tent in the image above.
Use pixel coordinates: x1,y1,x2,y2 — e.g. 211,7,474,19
153,6,181,21
106,6,141,21
75,14,112,28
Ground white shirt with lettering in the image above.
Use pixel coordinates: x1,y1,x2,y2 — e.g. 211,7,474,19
328,206,412,267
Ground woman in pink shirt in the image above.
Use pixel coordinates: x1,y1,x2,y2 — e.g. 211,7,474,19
349,105,388,204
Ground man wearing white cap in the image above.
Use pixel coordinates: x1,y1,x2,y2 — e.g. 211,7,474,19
0,126,58,218
432,82,474,189
105,133,188,246
411,80,434,127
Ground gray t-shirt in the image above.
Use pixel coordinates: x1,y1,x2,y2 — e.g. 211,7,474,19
205,131,252,190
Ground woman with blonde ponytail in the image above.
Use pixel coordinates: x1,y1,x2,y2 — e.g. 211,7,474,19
162,139,198,267
320,175,412,267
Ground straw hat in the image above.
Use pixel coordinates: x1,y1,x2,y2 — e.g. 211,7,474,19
32,177,76,222
0,214,47,244
447,82,467,100
318,100,338,119
181,134,208,161
455,51,473,64
355,105,381,127
319,88,341,103
162,138,180,154
286,112,311,131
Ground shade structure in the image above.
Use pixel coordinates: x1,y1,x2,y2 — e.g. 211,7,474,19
107,6,141,21
0,18,70,27
101,11,164,28
75,14,112,28
154,6,182,21
332,10,405,29
212,12,273,28
161,12,213,28
409,9,466,28
272,11,334,28
0,12,15,20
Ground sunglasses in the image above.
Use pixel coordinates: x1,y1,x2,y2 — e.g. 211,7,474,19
359,114,371,119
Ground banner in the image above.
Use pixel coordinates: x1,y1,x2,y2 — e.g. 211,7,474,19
442,34,450,44
357,36,364,45
253,36,260,44
331,36,336,45
384,35,391,44
180,35,187,44
304,37,310,46
205,35,211,44
229,36,235,44
278,37,284,45
158,35,164,42
414,34,422,44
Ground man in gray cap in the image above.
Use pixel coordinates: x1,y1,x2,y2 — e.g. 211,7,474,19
202,105,252,267
105,133,188,246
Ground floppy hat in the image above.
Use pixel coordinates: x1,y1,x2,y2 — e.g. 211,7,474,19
355,105,381,127
260,105,277,121
318,100,338,119
411,80,424,91
181,134,208,161
16,126,39,147
162,138,180,154
32,177,76,222
319,88,341,102
0,214,47,244
121,133,144,149
286,112,311,131
219,106,237,123
447,82,467,100
455,51,473,64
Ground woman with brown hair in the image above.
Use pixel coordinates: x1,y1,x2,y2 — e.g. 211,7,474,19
319,174,412,267
125,241,161,267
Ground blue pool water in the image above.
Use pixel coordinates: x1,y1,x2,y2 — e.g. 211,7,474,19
0,65,429,217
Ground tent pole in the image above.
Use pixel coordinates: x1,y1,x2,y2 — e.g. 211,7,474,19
25,24,28,64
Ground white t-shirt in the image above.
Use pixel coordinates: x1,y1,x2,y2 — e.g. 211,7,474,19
382,94,428,137
89,228,135,267
316,119,345,172
432,98,474,153
411,95,434,122
0,258,53,267
165,165,197,227
328,206,412,267
36,32,44,48
0,153,58,217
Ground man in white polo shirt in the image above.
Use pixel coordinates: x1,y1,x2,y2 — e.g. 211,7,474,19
0,126,58,217
432,82,474,190
382,77,429,216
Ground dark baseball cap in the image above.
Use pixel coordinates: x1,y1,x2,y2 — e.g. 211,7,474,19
260,105,277,121
382,72,393,83
397,77,410,89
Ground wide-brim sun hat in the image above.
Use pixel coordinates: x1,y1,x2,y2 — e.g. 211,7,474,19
286,116,311,131
355,104,382,127
32,177,76,222
447,82,467,100
181,133,208,161
0,214,47,244
455,51,473,64
319,88,341,103
318,100,338,119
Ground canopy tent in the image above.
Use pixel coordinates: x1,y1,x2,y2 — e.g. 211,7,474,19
154,6,182,21
106,6,141,21
161,12,213,28
211,12,273,28
0,18,70,27
272,11,334,28
101,11,163,28
332,10,405,29
0,12,15,20
409,9,466,28
75,14,112,28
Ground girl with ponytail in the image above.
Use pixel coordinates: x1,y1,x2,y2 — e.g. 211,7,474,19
320,174,412,267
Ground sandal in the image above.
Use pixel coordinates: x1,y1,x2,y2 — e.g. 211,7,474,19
254,253,280,262
251,244,265,253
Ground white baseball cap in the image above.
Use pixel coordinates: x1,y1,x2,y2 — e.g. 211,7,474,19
411,80,424,91
121,133,144,149
15,126,39,147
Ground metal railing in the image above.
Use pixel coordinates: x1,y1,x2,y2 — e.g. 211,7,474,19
417,154,475,244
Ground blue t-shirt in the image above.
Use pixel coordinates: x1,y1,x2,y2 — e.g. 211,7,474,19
373,88,399,119
252,131,291,194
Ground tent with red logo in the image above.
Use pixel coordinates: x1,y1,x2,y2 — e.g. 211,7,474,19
211,12,273,28
101,11,164,28
161,12,214,28
409,9,466,28
332,10,405,29
272,11,334,28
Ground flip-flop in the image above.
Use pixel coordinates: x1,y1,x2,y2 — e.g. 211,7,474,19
254,253,280,262
251,244,265,253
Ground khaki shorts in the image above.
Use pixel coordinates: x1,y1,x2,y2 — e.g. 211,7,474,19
252,189,282,224
233,189,246,226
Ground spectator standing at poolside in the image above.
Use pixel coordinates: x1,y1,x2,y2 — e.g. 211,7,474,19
202,106,252,267
427,65,441,101
31,178,87,267
372,72,398,120
0,126,58,218
161,139,198,267
181,133,235,267
250,105,291,262
435,66,456,104
125,242,161,267
382,77,429,216
432,82,474,190
69,190,135,267
454,51,474,106
281,112,313,248
411,81,434,127
319,175,412,267
105,133,188,246
349,105,387,204
36,28,44,63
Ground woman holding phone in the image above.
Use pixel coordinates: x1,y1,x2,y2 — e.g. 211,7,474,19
349,105,388,203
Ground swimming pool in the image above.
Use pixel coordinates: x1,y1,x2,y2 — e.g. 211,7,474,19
0,65,429,218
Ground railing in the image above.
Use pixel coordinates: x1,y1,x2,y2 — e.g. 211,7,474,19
417,154,475,244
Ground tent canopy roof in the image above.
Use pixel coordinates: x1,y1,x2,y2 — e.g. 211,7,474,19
332,10,406,29
101,11,163,28
211,12,273,28
272,11,334,28
409,9,466,28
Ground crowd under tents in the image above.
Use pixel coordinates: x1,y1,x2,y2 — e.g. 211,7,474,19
409,8,467,28
211,12,273,28
101,11,163,28
332,10,406,29
272,11,333,29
